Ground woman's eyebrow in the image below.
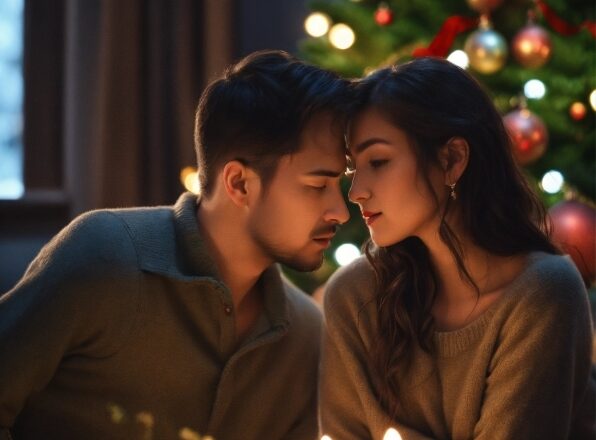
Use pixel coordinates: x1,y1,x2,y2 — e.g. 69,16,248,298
350,138,391,155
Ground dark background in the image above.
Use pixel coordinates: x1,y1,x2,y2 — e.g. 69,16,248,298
0,0,312,293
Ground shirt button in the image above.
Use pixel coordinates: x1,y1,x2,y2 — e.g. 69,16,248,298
224,305,232,315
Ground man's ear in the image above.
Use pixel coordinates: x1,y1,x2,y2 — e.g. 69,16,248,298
438,137,469,184
221,160,254,208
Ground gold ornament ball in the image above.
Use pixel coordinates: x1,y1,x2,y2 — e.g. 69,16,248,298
512,24,552,69
503,109,548,165
569,102,587,120
466,0,504,13
465,28,508,74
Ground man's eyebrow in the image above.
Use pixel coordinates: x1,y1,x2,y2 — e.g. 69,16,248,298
349,138,391,155
303,169,344,178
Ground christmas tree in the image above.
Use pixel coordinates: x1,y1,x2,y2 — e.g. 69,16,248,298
283,0,595,292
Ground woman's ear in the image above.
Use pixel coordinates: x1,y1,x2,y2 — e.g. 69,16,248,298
439,137,469,184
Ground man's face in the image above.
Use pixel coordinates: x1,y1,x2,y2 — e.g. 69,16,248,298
247,113,350,271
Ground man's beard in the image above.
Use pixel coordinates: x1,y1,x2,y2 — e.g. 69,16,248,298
250,224,338,272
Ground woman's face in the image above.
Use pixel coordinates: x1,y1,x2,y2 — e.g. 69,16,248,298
347,107,447,247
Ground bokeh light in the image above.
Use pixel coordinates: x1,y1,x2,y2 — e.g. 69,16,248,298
329,23,355,50
334,243,361,266
541,170,564,194
447,50,469,69
523,79,546,99
383,428,403,440
304,12,331,37
180,166,200,194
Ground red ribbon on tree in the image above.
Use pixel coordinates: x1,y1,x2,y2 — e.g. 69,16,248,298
413,16,479,58
536,0,596,38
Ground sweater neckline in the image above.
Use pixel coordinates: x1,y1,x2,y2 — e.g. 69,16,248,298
432,251,547,357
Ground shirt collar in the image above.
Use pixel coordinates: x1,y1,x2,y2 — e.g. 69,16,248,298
172,192,290,327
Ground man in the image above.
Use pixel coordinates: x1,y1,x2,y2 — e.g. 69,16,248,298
0,50,351,439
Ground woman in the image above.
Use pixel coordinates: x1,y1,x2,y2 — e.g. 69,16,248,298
319,57,595,439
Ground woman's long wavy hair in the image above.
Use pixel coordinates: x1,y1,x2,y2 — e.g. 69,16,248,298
352,58,559,418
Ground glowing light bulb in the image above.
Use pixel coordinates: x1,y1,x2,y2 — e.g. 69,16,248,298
447,50,469,69
541,170,564,194
334,243,361,266
590,89,596,111
180,166,200,194
329,23,355,50
320,436,333,440
304,12,332,37
383,428,403,440
523,79,546,100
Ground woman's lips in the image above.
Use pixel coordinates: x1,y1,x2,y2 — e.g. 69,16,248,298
361,210,381,225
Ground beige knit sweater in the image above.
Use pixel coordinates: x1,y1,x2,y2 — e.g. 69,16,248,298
319,252,595,439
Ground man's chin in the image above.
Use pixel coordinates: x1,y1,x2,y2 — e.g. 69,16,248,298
278,253,324,272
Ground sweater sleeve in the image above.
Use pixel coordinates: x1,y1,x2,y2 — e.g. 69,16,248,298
0,211,140,428
319,260,434,440
473,260,595,439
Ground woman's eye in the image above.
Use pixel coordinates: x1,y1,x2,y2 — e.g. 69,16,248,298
370,159,388,169
309,185,326,191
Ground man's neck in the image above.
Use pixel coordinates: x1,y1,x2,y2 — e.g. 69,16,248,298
196,202,269,311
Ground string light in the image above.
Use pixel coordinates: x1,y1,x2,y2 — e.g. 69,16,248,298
447,50,469,69
304,12,332,37
523,79,546,100
180,166,200,194
590,90,596,111
320,436,333,440
329,23,355,50
334,243,361,266
541,170,564,194
383,428,403,440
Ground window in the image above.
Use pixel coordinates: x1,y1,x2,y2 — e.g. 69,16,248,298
0,0,24,199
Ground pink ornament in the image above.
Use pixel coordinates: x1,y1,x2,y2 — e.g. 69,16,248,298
512,24,552,68
503,108,548,165
549,200,595,282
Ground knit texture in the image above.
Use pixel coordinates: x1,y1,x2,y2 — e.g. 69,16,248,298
320,252,595,440
1,192,322,440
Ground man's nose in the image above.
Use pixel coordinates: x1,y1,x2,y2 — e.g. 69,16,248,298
324,189,350,225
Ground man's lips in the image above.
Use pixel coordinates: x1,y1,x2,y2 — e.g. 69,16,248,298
361,210,381,225
312,234,335,247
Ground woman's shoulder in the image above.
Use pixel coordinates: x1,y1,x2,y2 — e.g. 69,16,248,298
504,251,588,315
324,256,377,316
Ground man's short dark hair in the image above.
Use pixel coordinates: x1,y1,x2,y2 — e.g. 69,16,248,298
194,50,351,196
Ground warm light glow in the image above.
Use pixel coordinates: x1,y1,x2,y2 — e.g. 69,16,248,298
447,50,469,69
541,170,564,194
524,79,546,99
334,243,361,266
179,427,202,440
320,436,333,440
180,166,200,194
383,428,403,440
304,12,332,37
590,89,596,111
329,23,355,50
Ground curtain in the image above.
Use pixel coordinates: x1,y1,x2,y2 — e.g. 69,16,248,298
23,0,236,215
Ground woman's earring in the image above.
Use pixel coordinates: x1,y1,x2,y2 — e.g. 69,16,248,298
448,182,457,200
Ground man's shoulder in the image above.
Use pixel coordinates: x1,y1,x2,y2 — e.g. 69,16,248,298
282,276,321,320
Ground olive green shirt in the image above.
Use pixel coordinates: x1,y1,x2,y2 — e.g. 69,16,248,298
1,192,322,439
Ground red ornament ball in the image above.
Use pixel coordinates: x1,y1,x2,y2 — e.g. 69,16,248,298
503,108,548,165
375,4,394,26
569,102,587,121
512,24,552,69
549,200,596,282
